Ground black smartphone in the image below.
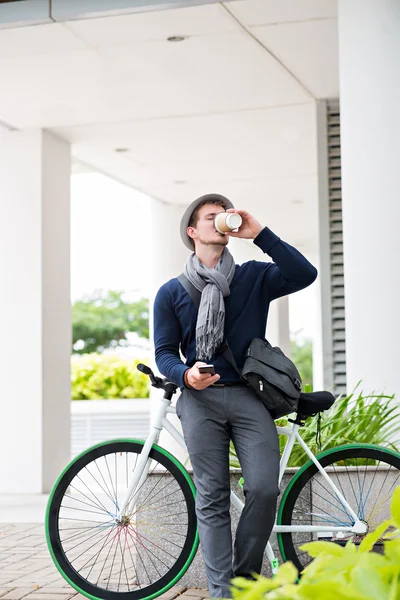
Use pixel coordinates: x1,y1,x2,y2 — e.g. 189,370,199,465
198,364,216,375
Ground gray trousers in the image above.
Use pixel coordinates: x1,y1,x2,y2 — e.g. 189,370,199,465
176,385,280,598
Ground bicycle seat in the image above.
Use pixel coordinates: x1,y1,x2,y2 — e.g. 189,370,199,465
297,391,336,416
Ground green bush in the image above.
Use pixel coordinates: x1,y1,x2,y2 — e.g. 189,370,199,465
278,388,400,467
229,387,400,469
230,486,400,600
291,338,313,387
71,354,150,400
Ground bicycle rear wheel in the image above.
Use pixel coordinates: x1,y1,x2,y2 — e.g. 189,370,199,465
46,439,198,600
277,444,400,573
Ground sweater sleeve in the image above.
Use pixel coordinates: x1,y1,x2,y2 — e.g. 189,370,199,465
253,226,318,301
153,283,189,388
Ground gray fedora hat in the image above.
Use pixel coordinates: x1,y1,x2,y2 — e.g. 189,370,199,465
180,193,234,250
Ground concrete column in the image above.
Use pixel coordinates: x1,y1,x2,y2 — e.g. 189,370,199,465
149,200,190,463
338,0,400,396
0,130,71,493
266,297,291,359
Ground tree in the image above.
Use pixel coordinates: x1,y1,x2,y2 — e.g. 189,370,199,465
291,338,313,388
72,290,149,354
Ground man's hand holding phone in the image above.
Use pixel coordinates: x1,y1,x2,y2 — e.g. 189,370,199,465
184,361,220,390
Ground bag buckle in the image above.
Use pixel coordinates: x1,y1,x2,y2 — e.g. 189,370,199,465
294,378,302,391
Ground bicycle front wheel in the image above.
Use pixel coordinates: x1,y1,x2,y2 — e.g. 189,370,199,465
277,444,400,573
46,439,198,600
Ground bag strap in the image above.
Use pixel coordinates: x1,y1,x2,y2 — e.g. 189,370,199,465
177,273,201,308
177,273,242,376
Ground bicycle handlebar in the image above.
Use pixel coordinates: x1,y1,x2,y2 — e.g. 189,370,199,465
137,363,178,394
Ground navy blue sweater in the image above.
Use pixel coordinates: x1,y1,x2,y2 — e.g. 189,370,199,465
154,226,317,388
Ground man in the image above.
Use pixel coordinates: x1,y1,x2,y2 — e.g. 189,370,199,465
153,193,317,598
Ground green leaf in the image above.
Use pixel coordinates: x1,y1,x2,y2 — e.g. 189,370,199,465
265,584,299,600
299,540,345,558
358,520,391,553
389,571,399,600
357,552,389,570
273,561,298,585
230,574,278,597
344,538,357,555
350,564,391,599
296,580,368,600
384,538,400,564
300,553,334,581
391,487,400,528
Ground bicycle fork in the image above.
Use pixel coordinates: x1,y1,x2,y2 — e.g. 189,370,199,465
117,398,175,520
117,429,160,521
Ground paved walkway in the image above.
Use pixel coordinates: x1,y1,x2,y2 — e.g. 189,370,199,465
0,524,209,600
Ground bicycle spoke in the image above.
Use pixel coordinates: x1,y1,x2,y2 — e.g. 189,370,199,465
104,454,117,508
63,493,111,515
58,517,108,524
84,463,117,508
106,528,120,590
124,526,141,587
135,490,186,513
64,523,115,557
115,452,119,512
60,520,115,544
128,525,180,563
75,477,114,517
96,528,119,587
80,525,118,578
366,464,394,522
125,526,154,584
130,463,167,512
94,458,118,507
128,528,163,578
60,504,111,518
118,530,130,591
311,482,354,523
68,482,111,514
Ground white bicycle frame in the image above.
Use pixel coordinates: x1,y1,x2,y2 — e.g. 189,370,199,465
117,392,367,574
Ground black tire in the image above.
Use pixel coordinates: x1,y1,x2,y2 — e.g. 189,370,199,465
277,444,400,573
46,439,198,600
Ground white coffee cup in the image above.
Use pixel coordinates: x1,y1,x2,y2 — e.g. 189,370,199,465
214,212,242,234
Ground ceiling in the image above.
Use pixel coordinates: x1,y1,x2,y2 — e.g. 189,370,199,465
0,0,339,255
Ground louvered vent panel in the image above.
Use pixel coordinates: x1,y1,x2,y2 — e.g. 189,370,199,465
327,102,346,395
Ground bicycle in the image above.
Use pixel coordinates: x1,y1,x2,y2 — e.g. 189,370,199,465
46,364,400,600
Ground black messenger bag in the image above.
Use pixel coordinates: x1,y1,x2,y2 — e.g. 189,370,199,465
178,274,302,419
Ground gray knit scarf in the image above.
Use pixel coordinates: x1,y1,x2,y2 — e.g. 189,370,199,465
184,248,236,362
